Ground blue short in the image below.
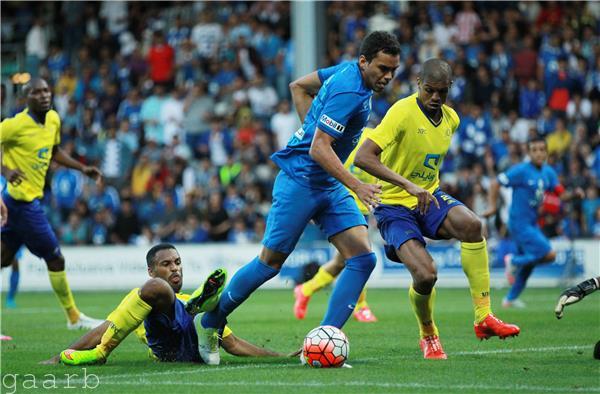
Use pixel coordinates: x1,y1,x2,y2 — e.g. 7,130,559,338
509,223,552,261
1,194,61,261
374,190,463,263
144,297,200,363
263,171,367,254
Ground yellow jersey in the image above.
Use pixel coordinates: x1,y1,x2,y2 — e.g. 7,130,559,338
0,109,61,201
367,93,460,209
344,128,376,215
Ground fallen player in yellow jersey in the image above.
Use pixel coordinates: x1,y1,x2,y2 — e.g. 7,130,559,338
41,244,294,365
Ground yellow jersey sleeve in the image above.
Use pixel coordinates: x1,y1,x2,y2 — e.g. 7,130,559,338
367,101,406,151
0,117,19,144
343,129,376,215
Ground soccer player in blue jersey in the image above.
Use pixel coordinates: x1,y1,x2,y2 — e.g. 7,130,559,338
1,78,104,330
197,31,401,365
485,137,584,307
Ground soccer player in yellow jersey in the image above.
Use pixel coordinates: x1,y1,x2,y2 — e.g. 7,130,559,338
1,78,104,330
42,244,287,365
354,59,520,359
293,131,378,323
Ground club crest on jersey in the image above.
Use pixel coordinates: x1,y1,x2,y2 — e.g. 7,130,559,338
320,114,345,134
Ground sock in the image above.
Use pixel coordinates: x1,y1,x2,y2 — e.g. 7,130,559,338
202,256,278,329
409,285,439,338
8,268,19,301
321,252,376,328
461,239,492,323
355,288,368,310
48,270,80,324
97,289,152,358
505,264,535,302
301,267,335,297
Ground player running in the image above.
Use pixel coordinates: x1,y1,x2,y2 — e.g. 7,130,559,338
197,31,400,365
42,244,289,365
354,59,520,359
294,131,378,323
485,137,584,307
1,78,103,330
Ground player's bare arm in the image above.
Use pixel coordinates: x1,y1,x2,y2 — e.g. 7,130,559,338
221,333,285,357
39,321,110,364
0,196,7,226
310,129,381,210
482,179,501,218
51,145,102,182
1,164,26,186
355,139,439,215
289,71,322,123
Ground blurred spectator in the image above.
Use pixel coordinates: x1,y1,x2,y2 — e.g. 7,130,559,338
270,99,299,150
117,89,143,135
161,86,185,145
546,118,572,158
61,212,90,245
141,84,167,144
147,30,175,87
519,80,546,119
88,178,120,215
513,35,538,86
25,17,48,76
207,192,231,242
191,10,222,61
111,198,141,244
97,124,134,188
455,1,481,45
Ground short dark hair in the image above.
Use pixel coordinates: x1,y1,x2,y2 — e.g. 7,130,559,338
22,78,47,97
420,59,453,83
359,31,400,62
146,243,176,267
527,136,547,149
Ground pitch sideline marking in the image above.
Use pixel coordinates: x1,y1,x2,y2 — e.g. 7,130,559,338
52,344,593,387
78,379,600,393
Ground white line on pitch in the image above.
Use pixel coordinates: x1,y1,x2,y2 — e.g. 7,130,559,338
86,379,600,393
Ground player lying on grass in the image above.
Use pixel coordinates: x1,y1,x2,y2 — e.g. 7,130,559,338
554,276,600,359
41,243,289,365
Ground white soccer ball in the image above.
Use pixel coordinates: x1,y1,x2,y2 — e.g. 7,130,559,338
302,325,349,368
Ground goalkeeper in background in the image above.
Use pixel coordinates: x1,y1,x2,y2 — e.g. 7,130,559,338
554,276,600,360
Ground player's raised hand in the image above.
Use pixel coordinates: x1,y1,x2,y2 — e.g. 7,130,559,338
405,183,440,215
82,165,103,184
354,182,382,211
481,206,497,218
5,168,26,186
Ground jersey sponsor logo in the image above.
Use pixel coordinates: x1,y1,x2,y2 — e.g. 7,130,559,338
423,154,440,170
294,127,305,140
37,147,50,159
410,170,436,182
320,114,345,134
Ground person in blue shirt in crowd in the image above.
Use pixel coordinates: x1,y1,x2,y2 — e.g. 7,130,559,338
196,31,400,365
485,137,584,307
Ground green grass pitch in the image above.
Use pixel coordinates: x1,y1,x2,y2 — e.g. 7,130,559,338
1,287,598,393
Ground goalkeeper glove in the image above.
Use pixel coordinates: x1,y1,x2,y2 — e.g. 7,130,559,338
554,277,599,319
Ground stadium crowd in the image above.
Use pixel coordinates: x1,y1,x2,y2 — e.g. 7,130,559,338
1,1,599,246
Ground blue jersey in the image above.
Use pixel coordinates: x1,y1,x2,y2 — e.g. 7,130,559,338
498,161,559,227
271,62,372,189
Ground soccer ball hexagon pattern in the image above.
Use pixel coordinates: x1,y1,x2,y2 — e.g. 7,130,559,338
303,325,349,368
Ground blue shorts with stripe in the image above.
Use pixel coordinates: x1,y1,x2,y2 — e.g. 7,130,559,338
374,190,464,263
1,193,61,261
262,171,367,254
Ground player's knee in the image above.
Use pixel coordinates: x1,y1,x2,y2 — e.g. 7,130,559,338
413,267,437,291
140,278,174,304
463,217,483,242
347,252,377,273
46,256,65,272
